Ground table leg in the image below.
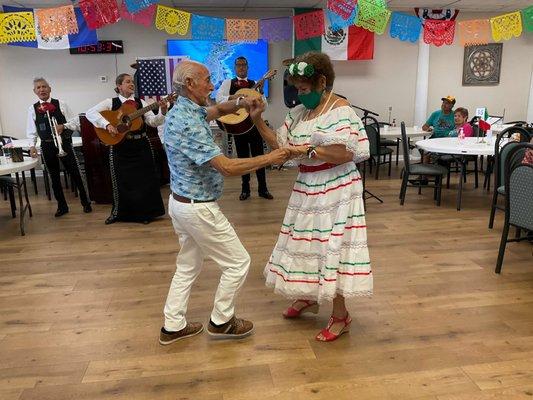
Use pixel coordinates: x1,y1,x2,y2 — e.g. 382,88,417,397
15,172,27,236
22,171,32,217
456,157,465,211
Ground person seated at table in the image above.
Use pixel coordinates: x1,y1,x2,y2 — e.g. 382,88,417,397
448,107,473,137
523,137,533,165
422,96,456,138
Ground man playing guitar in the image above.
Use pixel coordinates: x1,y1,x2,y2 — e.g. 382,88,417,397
216,56,273,201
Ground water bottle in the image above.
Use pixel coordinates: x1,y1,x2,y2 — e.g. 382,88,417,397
3,138,12,163
458,127,465,141
392,118,396,127
0,148,6,165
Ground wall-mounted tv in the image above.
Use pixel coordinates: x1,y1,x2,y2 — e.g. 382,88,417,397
167,39,269,98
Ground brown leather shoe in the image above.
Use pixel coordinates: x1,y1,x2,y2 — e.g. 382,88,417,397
207,316,254,339
159,322,203,345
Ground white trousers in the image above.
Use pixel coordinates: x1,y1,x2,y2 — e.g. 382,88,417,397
163,196,251,331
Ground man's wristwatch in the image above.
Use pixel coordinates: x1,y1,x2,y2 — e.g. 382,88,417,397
235,96,244,107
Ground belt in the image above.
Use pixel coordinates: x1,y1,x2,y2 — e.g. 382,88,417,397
125,133,147,140
299,163,338,173
172,192,216,203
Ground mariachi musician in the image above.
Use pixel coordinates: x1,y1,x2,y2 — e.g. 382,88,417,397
85,73,168,225
216,56,273,201
27,77,91,217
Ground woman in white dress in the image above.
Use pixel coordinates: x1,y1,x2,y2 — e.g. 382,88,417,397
249,52,372,342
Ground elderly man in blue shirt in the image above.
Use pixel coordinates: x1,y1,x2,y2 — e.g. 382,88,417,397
160,60,290,344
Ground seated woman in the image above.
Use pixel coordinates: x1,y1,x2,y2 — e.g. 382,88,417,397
448,107,473,137
249,52,372,342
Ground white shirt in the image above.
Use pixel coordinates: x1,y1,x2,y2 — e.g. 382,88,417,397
216,77,249,103
26,98,80,141
85,94,165,130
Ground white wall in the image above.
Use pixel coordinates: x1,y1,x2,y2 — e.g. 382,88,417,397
1,11,532,138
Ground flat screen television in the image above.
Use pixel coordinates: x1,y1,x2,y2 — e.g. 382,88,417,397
167,39,269,98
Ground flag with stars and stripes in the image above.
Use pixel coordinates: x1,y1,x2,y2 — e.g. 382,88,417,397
137,56,188,102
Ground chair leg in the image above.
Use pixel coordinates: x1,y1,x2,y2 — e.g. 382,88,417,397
495,221,510,274
395,139,400,166
8,187,16,217
515,227,521,239
437,176,442,206
474,157,479,189
488,191,499,229
400,171,408,205
446,169,451,189
30,168,38,195
388,153,392,176
375,156,380,180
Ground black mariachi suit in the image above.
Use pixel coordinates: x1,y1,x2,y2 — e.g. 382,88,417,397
107,97,165,223
33,99,89,211
229,78,269,195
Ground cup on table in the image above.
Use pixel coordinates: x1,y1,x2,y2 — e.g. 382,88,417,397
413,125,419,131
383,125,389,132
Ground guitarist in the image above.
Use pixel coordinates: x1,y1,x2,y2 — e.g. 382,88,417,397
85,73,169,225
216,56,273,201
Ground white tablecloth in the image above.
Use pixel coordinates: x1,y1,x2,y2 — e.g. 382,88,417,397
0,157,39,174
416,137,496,156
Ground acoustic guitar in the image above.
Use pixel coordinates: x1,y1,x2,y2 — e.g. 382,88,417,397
216,69,277,135
95,93,176,146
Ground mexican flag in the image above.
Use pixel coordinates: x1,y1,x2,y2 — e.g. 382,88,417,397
293,8,374,61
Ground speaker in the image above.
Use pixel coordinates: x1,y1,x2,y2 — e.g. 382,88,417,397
283,69,300,108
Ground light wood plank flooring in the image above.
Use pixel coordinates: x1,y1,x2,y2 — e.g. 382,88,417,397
1,164,532,400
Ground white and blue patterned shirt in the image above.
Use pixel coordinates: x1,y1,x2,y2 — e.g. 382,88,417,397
164,96,223,201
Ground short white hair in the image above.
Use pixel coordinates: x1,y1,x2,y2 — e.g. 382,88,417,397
172,60,205,95
33,77,50,87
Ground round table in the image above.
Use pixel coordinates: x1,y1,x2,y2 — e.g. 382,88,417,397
10,136,82,149
416,137,496,210
380,126,427,138
0,157,39,235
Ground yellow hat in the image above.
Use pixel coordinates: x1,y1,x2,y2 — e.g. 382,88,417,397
441,95,456,105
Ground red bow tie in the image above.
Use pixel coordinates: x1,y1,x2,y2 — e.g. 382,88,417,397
37,101,56,114
236,79,248,88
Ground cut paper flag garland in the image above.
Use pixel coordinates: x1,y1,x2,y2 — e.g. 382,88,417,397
191,14,225,41
457,19,490,46
294,8,374,61
226,18,259,43
522,5,533,32
259,17,292,42
155,5,190,35
490,11,522,42
0,11,35,43
326,6,358,32
3,5,97,49
423,19,456,46
124,0,158,15
355,0,391,35
294,9,325,40
79,0,120,30
36,5,78,39
389,12,422,43
120,1,156,28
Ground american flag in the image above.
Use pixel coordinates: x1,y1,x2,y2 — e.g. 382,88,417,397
137,56,188,103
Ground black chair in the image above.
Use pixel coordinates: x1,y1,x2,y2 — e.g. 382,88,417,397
366,123,393,179
378,122,400,166
398,122,448,206
488,126,531,229
495,143,533,273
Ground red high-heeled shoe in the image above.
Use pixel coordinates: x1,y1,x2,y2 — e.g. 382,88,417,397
316,313,351,342
283,300,319,318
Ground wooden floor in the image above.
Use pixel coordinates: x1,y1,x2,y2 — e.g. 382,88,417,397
1,164,532,400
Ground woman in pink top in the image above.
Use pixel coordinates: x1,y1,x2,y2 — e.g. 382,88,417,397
450,107,474,137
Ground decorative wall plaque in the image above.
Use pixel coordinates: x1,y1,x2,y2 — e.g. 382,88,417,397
462,43,503,86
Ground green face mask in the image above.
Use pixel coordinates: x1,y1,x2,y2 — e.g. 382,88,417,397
298,90,323,110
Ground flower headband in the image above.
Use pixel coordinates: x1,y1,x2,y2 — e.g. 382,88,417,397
288,62,315,78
